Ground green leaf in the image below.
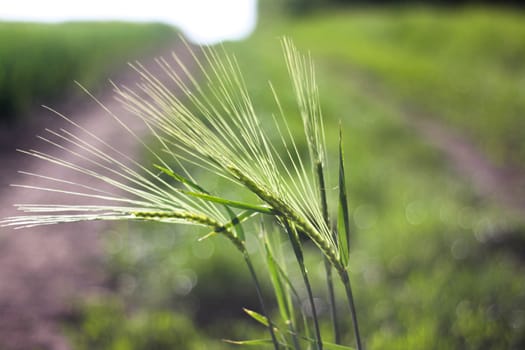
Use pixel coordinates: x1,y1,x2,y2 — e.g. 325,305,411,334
274,258,301,303
265,239,291,323
283,220,304,263
323,341,355,350
226,206,246,242
198,211,256,241
243,308,270,327
180,189,275,215
154,164,207,193
337,124,350,267
156,165,250,241
223,338,275,346
262,231,304,324
239,307,356,350
264,236,305,350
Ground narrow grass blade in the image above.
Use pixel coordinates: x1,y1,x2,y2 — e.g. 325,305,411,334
265,241,291,323
243,308,270,328
243,257,281,350
271,251,312,346
337,125,350,267
340,270,362,350
323,342,355,350
237,316,355,350
226,206,246,242
242,304,355,350
154,164,207,193
156,165,248,241
198,210,255,241
284,220,304,263
263,233,301,350
154,164,273,219
223,339,277,346
180,190,275,214
283,220,323,350
262,235,311,342
324,259,339,344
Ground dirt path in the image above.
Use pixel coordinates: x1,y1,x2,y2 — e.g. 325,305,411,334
411,117,525,216
0,40,192,350
351,70,525,219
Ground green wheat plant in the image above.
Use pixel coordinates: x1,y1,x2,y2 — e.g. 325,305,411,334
1,38,362,350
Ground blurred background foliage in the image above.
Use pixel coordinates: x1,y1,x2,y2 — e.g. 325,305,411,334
284,0,524,14
0,22,175,124
1,1,525,349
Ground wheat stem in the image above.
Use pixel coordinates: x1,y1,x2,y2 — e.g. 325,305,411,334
283,220,323,350
338,268,362,350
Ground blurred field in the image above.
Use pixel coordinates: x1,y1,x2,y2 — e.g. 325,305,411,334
2,5,524,350
0,21,175,124
288,7,525,167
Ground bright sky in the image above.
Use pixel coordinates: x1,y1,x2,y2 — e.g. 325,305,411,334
0,0,258,44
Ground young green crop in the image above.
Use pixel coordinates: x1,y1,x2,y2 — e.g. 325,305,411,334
1,38,362,350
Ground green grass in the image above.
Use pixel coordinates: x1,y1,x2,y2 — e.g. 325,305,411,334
66,295,231,350
0,21,176,124
286,7,525,167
